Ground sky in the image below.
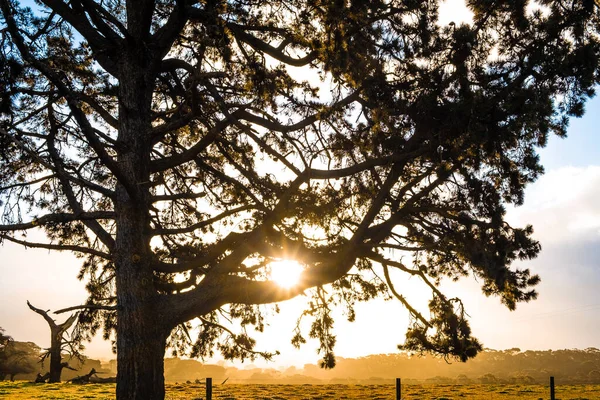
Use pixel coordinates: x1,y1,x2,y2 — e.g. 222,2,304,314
1,0,599,369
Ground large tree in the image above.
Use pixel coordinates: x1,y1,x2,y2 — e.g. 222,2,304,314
0,0,598,398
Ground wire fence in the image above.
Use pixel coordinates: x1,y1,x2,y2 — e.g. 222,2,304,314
198,376,561,400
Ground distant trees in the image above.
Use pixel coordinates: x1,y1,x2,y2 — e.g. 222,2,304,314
27,301,80,382
479,373,498,384
265,349,600,384
0,327,12,380
163,358,226,383
0,328,40,381
0,327,9,357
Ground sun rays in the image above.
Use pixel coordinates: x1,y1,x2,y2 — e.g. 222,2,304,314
269,260,304,289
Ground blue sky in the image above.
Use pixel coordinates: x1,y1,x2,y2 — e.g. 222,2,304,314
540,96,600,169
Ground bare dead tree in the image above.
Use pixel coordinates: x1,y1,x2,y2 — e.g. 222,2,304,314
27,301,80,382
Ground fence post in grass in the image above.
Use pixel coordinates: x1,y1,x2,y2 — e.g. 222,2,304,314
396,377,401,400
550,376,555,400
206,377,213,400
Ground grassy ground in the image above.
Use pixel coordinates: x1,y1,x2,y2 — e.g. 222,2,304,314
1,381,599,399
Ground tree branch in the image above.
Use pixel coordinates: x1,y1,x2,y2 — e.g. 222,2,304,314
165,244,360,326
227,22,318,67
54,304,117,314
0,233,110,259
0,211,114,232
381,263,432,328
35,0,119,74
27,300,58,328
151,205,254,235
150,110,242,172
0,7,134,200
0,126,115,198
46,104,116,250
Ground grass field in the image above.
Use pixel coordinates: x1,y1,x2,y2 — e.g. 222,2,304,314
1,381,599,399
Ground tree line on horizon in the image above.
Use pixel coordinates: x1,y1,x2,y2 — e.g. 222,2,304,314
156,348,600,385
3,327,600,385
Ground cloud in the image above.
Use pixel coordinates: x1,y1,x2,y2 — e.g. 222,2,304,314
503,166,600,292
507,166,600,244
455,167,600,350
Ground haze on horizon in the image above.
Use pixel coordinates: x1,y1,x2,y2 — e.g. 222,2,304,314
0,0,599,369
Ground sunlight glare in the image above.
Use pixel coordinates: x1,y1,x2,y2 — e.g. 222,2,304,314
269,260,304,289
438,0,473,26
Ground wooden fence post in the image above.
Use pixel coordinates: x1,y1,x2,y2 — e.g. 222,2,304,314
550,376,555,400
206,377,213,400
396,377,401,400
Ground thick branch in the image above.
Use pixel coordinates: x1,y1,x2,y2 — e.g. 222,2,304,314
165,246,360,326
76,92,119,129
74,0,126,41
34,0,119,74
151,0,188,60
58,312,78,331
54,304,117,314
228,22,318,67
27,300,57,328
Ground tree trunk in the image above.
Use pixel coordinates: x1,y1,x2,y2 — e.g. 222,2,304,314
48,327,62,383
114,48,168,399
26,301,78,383
113,163,170,400
116,317,167,400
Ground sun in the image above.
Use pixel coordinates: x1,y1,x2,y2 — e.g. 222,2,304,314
269,260,304,288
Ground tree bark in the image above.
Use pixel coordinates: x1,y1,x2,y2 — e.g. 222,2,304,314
114,46,169,400
115,319,168,400
48,332,62,383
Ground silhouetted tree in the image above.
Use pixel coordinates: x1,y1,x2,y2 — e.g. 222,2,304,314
0,327,12,380
1,1,599,399
0,327,9,351
27,301,79,382
0,329,40,381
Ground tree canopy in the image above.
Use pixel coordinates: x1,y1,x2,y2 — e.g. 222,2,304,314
0,328,40,381
1,0,599,398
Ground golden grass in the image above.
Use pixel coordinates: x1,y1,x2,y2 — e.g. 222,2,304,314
1,381,599,399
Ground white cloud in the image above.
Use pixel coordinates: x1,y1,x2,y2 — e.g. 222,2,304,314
506,166,600,242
